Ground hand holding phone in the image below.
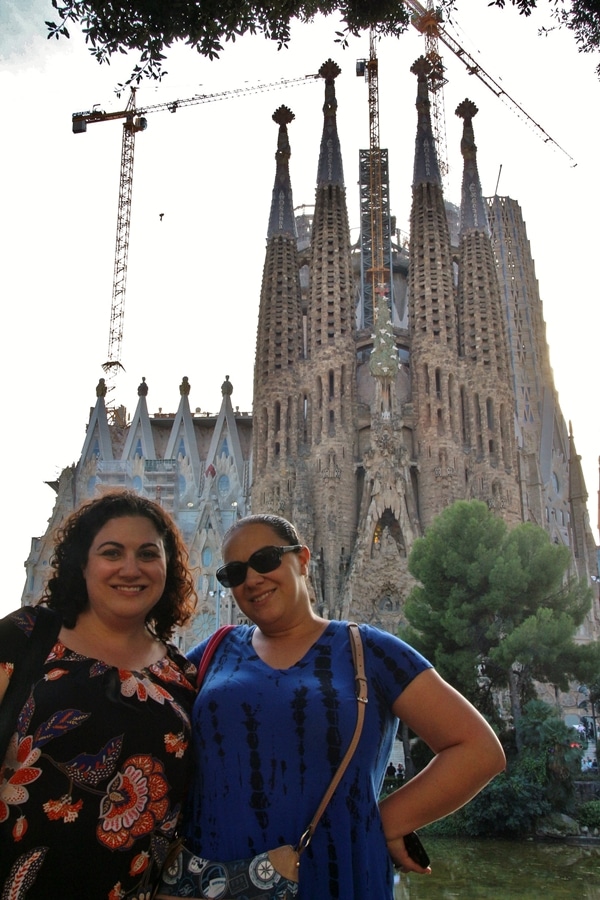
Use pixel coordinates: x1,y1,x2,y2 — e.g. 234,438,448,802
402,831,430,869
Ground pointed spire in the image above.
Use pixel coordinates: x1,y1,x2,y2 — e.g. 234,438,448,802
79,382,114,466
316,59,344,187
122,381,156,461
166,376,201,485
204,376,245,500
456,99,489,235
411,57,441,187
267,106,297,239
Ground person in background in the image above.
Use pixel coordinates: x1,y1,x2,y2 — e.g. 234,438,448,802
0,491,198,899
184,514,506,900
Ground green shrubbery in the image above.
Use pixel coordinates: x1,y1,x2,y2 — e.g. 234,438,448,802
403,700,587,837
577,801,600,829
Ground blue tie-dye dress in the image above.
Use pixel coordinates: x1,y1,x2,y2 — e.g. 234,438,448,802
184,620,431,900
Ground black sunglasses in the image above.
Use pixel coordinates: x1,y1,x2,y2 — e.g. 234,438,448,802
216,545,303,588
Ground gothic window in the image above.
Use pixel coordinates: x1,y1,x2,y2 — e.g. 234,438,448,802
486,398,494,431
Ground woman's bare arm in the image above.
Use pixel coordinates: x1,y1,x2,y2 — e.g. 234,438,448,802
379,668,505,872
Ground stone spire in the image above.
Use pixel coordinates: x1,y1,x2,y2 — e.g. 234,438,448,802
454,98,520,522
408,57,461,528
411,56,442,188
316,59,344,187
267,106,297,239
302,59,357,615
456,99,489,236
252,107,304,517
455,98,507,377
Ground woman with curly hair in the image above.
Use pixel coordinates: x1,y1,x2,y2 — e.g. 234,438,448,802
0,491,198,899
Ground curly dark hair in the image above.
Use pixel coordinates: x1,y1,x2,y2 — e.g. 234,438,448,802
41,491,197,641
222,514,302,547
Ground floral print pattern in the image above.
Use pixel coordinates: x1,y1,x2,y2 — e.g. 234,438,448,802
0,606,196,899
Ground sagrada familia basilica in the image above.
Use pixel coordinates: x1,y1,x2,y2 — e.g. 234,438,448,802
22,59,599,664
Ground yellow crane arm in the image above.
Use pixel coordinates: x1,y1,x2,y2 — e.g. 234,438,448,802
72,74,319,133
403,0,576,166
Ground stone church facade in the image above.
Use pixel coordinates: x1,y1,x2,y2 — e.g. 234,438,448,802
22,58,599,656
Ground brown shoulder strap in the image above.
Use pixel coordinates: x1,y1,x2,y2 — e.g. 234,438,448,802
297,622,367,854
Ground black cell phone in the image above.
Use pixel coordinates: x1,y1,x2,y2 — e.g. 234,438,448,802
403,831,430,868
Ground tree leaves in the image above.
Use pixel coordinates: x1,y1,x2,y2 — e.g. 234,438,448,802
403,500,596,722
44,1,410,88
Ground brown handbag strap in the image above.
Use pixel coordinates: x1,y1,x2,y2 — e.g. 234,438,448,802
296,622,367,855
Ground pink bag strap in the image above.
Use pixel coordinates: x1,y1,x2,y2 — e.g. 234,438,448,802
196,625,235,688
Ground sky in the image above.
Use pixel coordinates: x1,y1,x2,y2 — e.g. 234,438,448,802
1,0,598,617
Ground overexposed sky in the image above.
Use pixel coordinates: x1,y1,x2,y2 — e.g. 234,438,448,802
1,1,598,617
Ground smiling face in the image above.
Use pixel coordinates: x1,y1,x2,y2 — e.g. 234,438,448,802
82,516,167,628
222,523,311,630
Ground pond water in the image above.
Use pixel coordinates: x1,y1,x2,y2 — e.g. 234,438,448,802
393,836,600,899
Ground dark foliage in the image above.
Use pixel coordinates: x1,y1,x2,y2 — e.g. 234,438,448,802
46,1,410,87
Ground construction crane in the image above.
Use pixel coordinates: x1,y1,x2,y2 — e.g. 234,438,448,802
407,1,449,183
72,74,320,394
355,31,389,333
403,0,576,170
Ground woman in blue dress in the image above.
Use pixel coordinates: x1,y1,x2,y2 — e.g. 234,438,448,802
184,514,505,898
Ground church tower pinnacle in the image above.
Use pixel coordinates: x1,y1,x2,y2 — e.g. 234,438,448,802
252,106,304,518
455,99,520,521
302,60,358,616
408,57,460,527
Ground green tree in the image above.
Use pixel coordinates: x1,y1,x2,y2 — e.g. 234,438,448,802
45,0,600,86
437,700,583,835
45,1,410,87
403,500,594,734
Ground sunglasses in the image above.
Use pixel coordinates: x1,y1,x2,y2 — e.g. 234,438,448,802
216,545,303,588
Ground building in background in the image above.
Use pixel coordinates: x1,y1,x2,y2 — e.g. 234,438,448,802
23,59,599,661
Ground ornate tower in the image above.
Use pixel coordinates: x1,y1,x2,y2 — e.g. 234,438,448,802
408,57,462,527
454,99,520,522
252,106,305,520
302,60,358,616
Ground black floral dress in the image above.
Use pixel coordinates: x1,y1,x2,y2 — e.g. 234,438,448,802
0,606,196,899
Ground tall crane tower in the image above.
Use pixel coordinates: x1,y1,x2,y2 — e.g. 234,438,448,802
73,74,319,398
356,31,393,332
